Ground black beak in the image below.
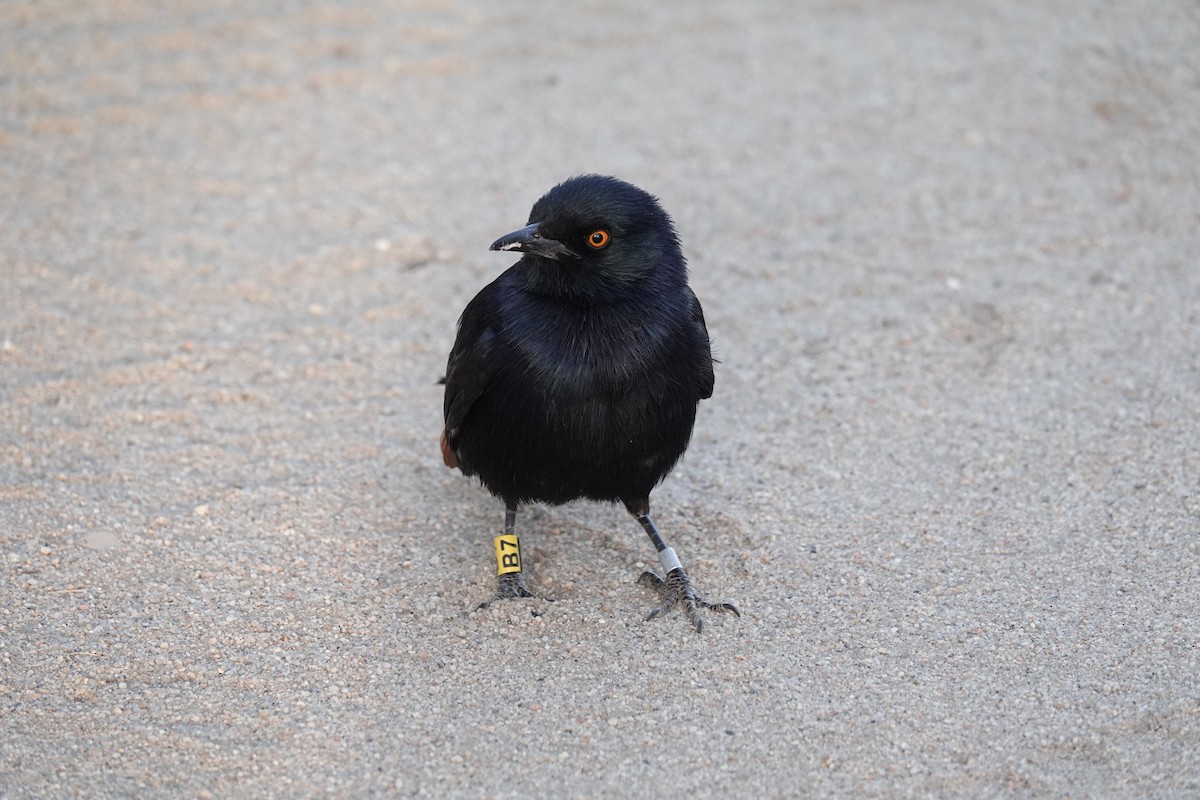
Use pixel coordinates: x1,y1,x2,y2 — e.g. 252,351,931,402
489,222,576,261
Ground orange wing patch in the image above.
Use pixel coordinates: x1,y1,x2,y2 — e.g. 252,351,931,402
440,429,458,468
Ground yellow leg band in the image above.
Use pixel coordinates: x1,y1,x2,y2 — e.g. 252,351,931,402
494,534,522,575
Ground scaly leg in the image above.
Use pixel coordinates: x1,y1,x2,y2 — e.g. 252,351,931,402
627,500,740,633
475,505,534,609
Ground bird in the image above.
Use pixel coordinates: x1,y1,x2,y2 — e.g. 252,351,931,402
440,174,738,632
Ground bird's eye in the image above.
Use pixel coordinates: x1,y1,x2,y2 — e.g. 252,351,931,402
587,230,610,249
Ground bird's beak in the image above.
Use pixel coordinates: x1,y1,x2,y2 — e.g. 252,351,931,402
489,222,576,261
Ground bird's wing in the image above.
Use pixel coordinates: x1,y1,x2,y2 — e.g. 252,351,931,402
688,287,715,400
441,291,497,467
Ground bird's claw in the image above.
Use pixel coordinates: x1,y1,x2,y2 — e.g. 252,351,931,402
473,572,544,611
638,568,740,633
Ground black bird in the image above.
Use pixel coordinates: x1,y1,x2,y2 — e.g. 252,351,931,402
441,175,738,631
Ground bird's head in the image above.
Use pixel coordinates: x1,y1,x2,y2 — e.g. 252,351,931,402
489,175,684,301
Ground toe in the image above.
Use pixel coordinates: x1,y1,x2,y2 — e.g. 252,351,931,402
644,596,675,622
637,567,739,632
638,571,667,592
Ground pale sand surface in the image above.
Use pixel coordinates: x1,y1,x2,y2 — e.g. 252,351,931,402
2,2,1198,797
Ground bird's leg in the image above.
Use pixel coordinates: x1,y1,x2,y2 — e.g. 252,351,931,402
628,502,740,633
475,505,535,609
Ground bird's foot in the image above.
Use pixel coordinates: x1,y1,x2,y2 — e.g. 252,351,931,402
474,572,537,611
638,568,740,633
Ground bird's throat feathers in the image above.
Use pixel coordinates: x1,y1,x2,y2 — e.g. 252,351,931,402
499,277,691,397
518,246,681,305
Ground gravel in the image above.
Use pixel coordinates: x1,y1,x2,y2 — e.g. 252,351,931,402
2,1,1198,797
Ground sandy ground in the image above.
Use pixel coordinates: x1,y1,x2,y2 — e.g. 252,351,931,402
2,1,1199,797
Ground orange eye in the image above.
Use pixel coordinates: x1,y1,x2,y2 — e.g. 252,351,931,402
587,230,610,249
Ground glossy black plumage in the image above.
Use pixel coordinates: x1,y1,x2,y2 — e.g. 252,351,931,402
441,175,737,631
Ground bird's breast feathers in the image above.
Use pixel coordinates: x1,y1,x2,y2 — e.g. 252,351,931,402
503,301,688,394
